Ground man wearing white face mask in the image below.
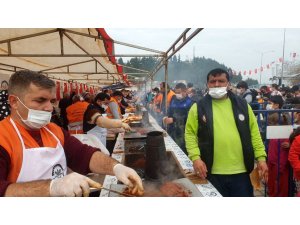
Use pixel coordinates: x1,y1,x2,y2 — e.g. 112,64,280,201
0,70,143,197
185,68,268,197
163,83,193,155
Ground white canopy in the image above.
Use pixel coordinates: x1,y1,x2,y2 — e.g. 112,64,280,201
0,28,125,86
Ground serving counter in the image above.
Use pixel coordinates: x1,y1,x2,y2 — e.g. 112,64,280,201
99,114,221,197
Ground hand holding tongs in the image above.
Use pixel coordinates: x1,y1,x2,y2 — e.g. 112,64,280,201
89,186,135,197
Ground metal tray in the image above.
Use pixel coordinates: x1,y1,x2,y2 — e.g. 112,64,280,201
108,178,203,197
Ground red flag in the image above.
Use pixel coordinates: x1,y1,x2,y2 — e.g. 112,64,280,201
260,67,263,72
79,83,83,94
75,83,79,94
254,69,258,74
266,64,270,69
293,52,297,58
63,82,68,93
243,71,247,75
89,86,94,94
279,57,283,62
249,70,252,75
56,81,61,100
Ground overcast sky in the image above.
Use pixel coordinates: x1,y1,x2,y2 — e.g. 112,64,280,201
106,28,300,84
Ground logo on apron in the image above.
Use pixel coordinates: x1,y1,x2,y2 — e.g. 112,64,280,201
52,164,64,179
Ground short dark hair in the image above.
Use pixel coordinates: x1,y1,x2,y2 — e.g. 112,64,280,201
175,82,187,90
94,92,110,102
153,87,159,92
187,82,193,88
236,81,249,89
270,95,284,108
206,68,230,82
8,70,55,95
160,82,170,89
112,91,123,97
271,83,279,90
1,80,8,88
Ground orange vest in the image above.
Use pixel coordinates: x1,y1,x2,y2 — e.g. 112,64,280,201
106,97,122,119
153,93,163,113
0,117,65,182
66,101,89,134
159,90,175,112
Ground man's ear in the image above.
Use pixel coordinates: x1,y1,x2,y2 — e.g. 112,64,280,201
8,95,18,110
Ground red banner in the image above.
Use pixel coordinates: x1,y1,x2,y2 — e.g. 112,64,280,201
56,81,61,100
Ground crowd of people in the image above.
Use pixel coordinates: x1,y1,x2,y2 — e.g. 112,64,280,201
144,68,300,197
2,68,300,197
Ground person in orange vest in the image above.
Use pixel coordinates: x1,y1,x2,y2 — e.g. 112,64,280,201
66,95,89,134
106,91,123,119
159,82,175,115
0,70,143,197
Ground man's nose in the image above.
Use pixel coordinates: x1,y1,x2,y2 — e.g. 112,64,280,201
214,81,221,87
44,102,54,112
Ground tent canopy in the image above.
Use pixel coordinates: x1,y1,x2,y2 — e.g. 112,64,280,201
0,28,124,86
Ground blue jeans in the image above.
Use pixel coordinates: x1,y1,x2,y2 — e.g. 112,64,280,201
208,173,253,197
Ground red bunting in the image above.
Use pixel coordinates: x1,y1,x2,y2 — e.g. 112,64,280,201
56,81,61,100
63,82,68,94
90,86,94,94
79,83,83,94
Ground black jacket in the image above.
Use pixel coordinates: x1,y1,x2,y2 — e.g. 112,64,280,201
196,91,254,175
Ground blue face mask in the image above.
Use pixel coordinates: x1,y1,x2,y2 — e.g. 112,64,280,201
16,97,52,129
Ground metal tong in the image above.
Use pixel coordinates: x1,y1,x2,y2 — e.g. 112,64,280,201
89,186,135,197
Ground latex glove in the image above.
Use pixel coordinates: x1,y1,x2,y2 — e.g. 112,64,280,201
49,172,101,197
257,160,268,183
113,164,144,196
193,158,208,179
122,122,132,132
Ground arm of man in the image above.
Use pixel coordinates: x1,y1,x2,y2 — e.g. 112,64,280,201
248,105,268,182
185,104,200,161
185,104,207,178
109,102,121,119
0,147,53,197
85,109,130,131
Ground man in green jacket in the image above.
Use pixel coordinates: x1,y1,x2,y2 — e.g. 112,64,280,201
185,68,268,197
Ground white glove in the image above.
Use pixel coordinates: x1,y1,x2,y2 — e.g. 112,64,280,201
122,122,132,132
49,172,102,197
113,164,144,196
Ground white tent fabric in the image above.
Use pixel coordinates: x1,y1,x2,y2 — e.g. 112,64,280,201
0,28,122,85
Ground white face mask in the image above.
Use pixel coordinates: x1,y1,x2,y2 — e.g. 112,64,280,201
16,97,52,129
208,87,228,99
175,93,183,99
236,89,242,95
101,104,108,110
266,104,273,110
